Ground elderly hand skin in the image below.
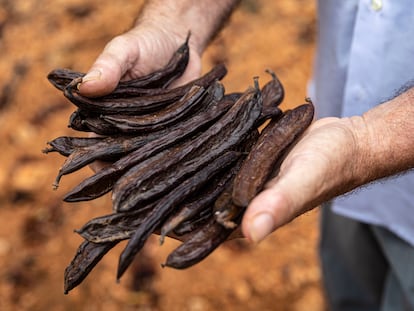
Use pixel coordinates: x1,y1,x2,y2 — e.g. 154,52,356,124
77,27,202,97
77,0,240,97
242,89,414,242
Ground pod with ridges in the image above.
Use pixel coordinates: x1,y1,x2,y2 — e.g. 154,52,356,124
232,100,314,208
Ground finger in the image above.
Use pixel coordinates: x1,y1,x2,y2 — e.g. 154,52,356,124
78,33,141,97
241,186,293,243
241,153,325,243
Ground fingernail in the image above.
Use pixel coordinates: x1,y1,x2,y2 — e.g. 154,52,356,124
249,213,274,243
82,69,102,83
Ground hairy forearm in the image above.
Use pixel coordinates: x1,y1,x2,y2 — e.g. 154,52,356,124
136,0,241,53
351,85,414,185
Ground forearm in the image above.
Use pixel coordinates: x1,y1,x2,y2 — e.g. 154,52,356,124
135,0,241,53
351,85,414,186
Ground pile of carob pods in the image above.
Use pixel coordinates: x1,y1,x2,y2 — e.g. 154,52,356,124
44,34,314,294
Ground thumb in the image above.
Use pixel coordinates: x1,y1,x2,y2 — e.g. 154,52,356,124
241,153,326,243
78,33,141,97
240,180,298,243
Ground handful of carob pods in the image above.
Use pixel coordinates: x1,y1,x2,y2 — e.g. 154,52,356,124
44,34,314,294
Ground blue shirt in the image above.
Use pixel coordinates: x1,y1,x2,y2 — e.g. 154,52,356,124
309,0,414,246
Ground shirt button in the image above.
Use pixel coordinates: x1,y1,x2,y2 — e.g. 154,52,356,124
371,0,383,11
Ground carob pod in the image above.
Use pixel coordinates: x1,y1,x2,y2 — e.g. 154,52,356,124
63,89,234,202
75,202,157,243
68,109,133,135
259,69,284,121
72,84,208,135
63,63,227,116
52,133,165,189
64,76,182,116
116,150,243,280
70,113,121,135
232,99,315,209
112,80,262,212
99,84,207,132
42,136,106,156
162,215,240,269
48,68,182,99
67,109,93,132
68,82,227,135
64,240,118,295
48,32,190,92
100,81,224,134
96,86,168,99
47,68,84,91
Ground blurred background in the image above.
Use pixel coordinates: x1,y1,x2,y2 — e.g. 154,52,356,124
0,0,324,310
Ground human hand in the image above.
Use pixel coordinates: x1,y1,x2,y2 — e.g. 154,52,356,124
78,27,202,97
241,116,364,242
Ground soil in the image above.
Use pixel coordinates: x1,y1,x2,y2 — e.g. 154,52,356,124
0,1,326,310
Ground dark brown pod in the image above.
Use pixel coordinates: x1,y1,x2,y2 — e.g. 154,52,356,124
75,202,157,243
101,82,224,134
47,68,170,98
68,82,225,135
260,69,284,116
47,68,84,91
63,64,227,116
67,109,93,132
52,133,163,189
100,85,206,132
78,115,123,135
63,240,118,294
42,136,106,156
162,215,239,270
232,100,314,208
